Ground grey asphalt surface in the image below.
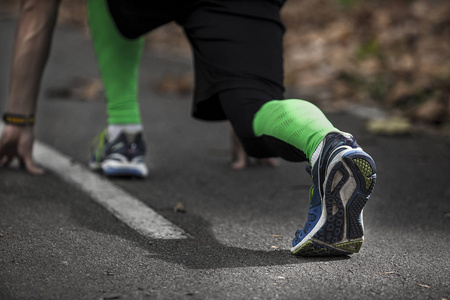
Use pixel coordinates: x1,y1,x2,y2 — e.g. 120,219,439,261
1,18,449,300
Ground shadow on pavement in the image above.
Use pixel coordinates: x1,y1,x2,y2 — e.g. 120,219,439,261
65,188,351,269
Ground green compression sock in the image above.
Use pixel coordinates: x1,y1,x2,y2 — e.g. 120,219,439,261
87,0,144,125
253,99,338,162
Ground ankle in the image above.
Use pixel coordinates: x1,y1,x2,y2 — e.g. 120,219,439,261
108,124,143,141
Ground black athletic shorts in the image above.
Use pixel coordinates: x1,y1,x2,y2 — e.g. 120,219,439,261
107,0,286,121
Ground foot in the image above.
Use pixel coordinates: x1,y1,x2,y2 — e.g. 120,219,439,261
230,129,279,170
291,132,376,256
89,129,148,178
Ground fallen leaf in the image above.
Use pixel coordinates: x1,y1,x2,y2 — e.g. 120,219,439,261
366,116,413,135
416,283,431,289
79,78,103,101
444,213,450,218
45,77,103,102
173,202,186,213
153,72,193,95
0,233,3,237
270,245,280,250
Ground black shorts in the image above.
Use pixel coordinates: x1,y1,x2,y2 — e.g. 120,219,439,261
107,0,286,120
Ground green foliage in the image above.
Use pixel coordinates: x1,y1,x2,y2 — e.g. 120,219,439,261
356,38,381,60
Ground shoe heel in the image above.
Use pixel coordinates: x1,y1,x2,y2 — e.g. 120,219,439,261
351,155,377,194
344,153,377,240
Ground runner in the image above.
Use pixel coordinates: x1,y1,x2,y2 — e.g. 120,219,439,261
106,0,377,256
0,0,377,256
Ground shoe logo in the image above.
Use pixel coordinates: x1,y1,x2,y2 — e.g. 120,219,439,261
111,142,125,152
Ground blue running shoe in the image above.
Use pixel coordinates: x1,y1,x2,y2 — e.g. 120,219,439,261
89,129,148,178
291,132,376,256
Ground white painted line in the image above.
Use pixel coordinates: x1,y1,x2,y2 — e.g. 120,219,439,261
34,141,187,239
0,122,186,239
33,141,187,239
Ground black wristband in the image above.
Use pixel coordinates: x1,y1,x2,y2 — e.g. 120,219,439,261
2,113,35,126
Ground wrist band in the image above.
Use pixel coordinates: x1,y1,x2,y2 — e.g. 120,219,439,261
2,113,35,126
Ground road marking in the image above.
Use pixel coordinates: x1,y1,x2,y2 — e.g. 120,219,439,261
33,140,187,239
34,141,187,239
0,123,186,239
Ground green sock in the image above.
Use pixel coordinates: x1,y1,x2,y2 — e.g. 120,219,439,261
87,0,144,125
253,99,338,162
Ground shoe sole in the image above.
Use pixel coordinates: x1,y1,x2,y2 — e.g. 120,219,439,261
101,160,148,178
291,148,376,256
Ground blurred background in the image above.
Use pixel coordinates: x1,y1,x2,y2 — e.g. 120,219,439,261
1,0,449,136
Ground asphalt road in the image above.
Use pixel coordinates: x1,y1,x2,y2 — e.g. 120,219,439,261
1,18,449,300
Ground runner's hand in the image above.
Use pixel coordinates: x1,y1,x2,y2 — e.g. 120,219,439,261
0,125,44,175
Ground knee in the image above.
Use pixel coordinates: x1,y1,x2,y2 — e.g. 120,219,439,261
219,89,273,139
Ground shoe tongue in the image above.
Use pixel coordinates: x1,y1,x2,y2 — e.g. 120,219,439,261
108,124,142,141
122,131,138,143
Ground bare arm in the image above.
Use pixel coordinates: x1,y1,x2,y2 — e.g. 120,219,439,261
0,0,61,174
8,0,61,114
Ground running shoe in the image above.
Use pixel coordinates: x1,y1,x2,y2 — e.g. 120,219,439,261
291,132,376,256
89,129,148,178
